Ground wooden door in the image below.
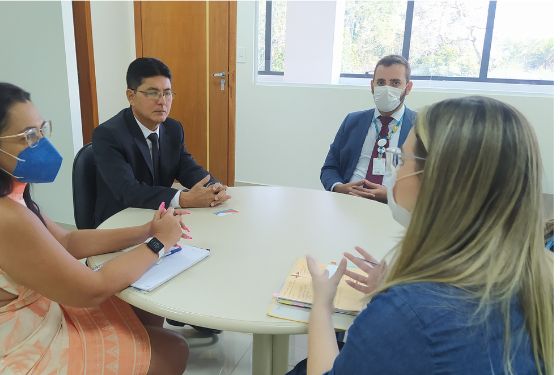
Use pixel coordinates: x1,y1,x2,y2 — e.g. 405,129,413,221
72,1,98,145
134,1,236,186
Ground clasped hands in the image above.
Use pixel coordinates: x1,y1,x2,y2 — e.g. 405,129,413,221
180,175,231,208
146,202,191,254
307,246,387,309
335,179,388,202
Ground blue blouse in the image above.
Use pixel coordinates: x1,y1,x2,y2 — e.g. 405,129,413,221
326,282,537,374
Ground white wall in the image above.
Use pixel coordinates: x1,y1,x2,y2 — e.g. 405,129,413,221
90,0,136,123
0,1,83,224
0,1,552,229
235,1,554,194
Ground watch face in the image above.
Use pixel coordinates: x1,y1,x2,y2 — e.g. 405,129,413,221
148,238,164,252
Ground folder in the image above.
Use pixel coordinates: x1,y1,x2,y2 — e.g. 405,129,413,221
268,257,369,324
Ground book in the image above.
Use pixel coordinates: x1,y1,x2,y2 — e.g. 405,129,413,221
131,245,210,291
269,258,369,322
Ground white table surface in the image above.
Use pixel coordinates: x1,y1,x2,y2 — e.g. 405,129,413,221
88,186,403,374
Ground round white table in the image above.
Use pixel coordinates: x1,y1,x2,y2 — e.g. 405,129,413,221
88,186,403,375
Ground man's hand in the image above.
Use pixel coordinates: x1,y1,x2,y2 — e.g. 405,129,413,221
349,180,387,202
179,175,231,208
333,180,366,194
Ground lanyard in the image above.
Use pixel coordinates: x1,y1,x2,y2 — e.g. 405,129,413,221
374,116,403,142
373,116,403,159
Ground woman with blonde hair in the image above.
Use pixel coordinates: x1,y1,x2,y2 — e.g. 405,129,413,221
305,96,552,374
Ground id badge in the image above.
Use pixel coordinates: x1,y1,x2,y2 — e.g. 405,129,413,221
372,158,386,175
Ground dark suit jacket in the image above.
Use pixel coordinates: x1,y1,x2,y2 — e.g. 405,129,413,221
92,107,215,227
320,107,416,191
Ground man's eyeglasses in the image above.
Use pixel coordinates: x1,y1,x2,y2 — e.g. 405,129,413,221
0,120,52,148
135,89,175,101
385,147,425,171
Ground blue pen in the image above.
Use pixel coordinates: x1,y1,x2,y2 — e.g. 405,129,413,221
156,246,182,264
164,246,182,258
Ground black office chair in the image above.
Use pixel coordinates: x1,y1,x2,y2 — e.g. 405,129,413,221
72,143,97,229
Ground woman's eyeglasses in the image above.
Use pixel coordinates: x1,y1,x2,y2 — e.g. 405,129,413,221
0,120,52,148
385,147,425,171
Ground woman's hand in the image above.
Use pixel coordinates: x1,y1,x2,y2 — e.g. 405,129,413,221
149,203,191,250
306,256,347,310
343,246,387,294
146,203,191,240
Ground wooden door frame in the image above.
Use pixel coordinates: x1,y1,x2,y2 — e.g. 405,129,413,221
227,1,237,187
72,1,98,145
134,1,236,187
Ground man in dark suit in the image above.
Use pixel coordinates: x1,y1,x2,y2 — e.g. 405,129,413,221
93,57,229,333
92,57,230,228
321,55,416,203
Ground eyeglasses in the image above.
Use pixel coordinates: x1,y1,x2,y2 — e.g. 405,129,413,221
385,147,425,171
135,89,175,101
0,120,52,148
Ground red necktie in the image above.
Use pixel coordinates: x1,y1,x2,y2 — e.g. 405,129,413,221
365,116,392,184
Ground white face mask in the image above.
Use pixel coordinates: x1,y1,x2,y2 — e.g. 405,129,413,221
373,86,404,113
384,171,412,227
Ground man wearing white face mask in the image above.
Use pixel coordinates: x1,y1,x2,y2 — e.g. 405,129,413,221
321,55,415,203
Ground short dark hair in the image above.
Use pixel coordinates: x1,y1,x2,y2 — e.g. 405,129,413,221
373,55,411,82
126,57,172,90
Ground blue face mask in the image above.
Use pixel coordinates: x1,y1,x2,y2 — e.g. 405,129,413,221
0,138,63,183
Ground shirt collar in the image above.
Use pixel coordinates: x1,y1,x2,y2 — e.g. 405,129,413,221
134,116,160,139
374,104,406,122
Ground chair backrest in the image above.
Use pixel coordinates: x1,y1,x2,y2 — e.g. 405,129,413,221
72,143,96,229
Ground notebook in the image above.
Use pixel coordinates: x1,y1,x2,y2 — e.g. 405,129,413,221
268,257,369,323
130,245,210,291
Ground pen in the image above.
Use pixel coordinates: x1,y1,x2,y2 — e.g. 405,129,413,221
357,257,379,267
156,246,182,264
164,246,182,258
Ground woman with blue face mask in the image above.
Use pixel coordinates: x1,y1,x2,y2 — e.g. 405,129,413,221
302,96,552,375
0,83,189,374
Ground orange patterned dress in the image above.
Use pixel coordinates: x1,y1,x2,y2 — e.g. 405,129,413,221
0,183,151,374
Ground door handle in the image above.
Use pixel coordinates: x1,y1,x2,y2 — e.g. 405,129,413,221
212,72,227,91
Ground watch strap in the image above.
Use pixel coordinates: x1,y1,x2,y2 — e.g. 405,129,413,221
145,237,166,258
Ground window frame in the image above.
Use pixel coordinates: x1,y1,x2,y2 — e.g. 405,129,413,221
258,0,554,85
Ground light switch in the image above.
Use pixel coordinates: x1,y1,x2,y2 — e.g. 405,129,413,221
237,47,247,63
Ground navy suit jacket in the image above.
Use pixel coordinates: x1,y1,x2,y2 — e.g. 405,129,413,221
92,107,215,227
320,107,416,191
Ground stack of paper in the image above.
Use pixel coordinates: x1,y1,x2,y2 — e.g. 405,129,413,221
275,258,368,316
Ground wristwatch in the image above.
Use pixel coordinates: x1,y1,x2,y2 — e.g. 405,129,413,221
145,237,166,258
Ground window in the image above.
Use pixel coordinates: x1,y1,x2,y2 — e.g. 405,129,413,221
341,1,408,76
257,0,554,85
409,1,488,78
258,0,287,74
487,1,554,81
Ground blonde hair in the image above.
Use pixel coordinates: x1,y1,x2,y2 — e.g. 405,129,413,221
378,96,553,374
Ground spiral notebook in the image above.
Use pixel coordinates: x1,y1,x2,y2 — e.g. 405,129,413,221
130,245,210,291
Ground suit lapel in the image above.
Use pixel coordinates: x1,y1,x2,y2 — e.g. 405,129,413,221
398,108,414,148
124,108,155,178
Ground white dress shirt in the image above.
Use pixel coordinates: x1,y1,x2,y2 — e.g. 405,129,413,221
331,105,406,191
135,117,182,207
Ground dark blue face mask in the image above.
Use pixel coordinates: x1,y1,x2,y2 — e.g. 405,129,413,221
0,137,63,183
